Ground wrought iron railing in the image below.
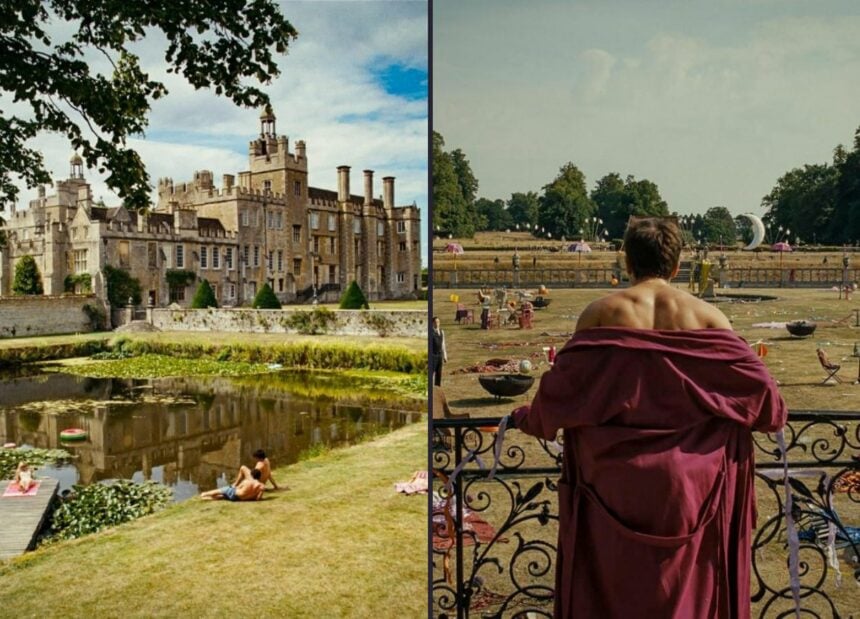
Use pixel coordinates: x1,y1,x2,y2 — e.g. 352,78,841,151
432,411,860,618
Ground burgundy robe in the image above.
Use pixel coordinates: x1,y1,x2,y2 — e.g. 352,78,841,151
512,328,787,619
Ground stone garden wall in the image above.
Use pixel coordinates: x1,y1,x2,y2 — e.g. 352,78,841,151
149,308,426,338
0,295,98,338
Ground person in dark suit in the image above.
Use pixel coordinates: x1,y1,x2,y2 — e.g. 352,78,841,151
431,316,447,386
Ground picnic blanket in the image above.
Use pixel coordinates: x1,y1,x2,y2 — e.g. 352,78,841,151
394,470,428,495
2,480,41,497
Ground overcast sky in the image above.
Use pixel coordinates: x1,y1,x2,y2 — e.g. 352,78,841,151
433,0,860,220
15,0,428,253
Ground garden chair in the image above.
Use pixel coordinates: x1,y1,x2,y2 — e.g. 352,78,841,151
455,303,472,324
816,348,844,384
519,305,534,329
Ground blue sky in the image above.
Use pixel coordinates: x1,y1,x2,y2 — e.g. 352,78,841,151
434,0,860,227
16,1,429,261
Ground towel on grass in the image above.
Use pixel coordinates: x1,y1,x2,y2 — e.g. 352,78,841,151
394,470,428,495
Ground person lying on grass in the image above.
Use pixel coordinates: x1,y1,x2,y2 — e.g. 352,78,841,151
232,449,284,490
201,468,264,501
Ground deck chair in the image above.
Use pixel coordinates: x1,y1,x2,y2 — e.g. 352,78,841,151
816,348,844,384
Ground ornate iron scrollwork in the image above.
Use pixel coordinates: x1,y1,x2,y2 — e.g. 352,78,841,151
432,411,860,618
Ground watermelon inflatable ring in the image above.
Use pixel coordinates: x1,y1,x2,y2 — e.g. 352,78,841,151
60,428,88,442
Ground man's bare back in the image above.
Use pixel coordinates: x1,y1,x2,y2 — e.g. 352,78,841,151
576,278,732,332
234,477,264,501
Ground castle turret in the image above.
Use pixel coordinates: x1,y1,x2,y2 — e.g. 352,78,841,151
295,140,306,160
70,152,84,180
260,105,276,137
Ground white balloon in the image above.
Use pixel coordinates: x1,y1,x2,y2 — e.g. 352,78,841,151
739,213,765,250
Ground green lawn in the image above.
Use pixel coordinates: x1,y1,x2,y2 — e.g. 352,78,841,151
0,421,428,618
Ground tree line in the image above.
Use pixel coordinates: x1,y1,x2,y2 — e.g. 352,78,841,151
434,126,860,247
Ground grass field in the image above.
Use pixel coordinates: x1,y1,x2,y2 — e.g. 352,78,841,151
435,286,859,417
0,420,428,618
432,284,860,616
433,232,860,273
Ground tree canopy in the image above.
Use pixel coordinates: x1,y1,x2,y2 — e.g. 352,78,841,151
1,1,297,212
474,198,512,231
537,163,595,239
506,191,539,229
592,173,669,239
432,132,482,237
761,127,860,245
701,206,737,247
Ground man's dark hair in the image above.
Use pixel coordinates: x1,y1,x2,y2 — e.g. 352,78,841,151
623,217,683,281
253,449,266,460
251,468,262,480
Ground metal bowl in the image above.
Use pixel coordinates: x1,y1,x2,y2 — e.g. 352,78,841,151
478,374,535,398
786,320,817,337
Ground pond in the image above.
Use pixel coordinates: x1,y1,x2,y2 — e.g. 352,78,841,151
0,369,423,502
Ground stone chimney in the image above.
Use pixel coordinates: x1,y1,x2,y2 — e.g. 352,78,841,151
222,174,235,191
295,140,306,159
382,176,395,210
337,166,350,203
363,170,374,206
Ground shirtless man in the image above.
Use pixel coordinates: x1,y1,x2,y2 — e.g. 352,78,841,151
575,217,732,332
510,216,786,618
201,468,265,501
232,449,280,490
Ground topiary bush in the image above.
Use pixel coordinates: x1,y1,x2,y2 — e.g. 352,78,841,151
339,280,369,309
191,279,218,308
252,283,281,309
13,255,43,295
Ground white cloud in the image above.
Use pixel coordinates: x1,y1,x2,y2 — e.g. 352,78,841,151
9,0,428,252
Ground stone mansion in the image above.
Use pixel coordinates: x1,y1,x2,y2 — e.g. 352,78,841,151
0,109,422,306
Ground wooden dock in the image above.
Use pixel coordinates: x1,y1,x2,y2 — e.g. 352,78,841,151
0,479,58,560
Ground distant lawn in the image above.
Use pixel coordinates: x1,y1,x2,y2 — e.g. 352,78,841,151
0,421,428,618
436,286,860,416
0,332,112,350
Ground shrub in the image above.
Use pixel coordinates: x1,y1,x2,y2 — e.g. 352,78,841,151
285,307,336,335
13,255,43,295
47,480,172,543
82,303,107,330
339,280,369,309
252,283,281,309
64,273,92,293
191,279,218,308
103,265,142,308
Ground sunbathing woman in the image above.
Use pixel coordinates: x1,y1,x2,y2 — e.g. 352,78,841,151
14,462,36,492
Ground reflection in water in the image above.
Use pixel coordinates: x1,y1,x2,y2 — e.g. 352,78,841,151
0,371,422,502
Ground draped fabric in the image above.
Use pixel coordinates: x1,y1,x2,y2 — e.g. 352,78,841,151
512,328,787,618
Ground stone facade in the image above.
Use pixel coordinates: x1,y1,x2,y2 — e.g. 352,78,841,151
0,295,96,338
148,308,426,338
0,110,422,307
